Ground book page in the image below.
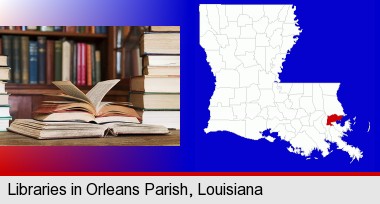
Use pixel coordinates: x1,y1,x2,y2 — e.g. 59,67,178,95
52,81,91,103
86,79,120,113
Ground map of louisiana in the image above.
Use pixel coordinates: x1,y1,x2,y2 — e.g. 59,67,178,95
200,4,363,161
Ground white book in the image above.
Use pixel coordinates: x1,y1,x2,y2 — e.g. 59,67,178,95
62,41,71,81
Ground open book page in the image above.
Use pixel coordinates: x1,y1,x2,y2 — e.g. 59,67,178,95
86,79,120,113
52,81,91,103
44,94,91,104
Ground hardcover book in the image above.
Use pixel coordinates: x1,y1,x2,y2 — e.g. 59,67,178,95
37,36,47,84
33,79,141,124
54,40,62,81
149,26,180,32
140,32,180,55
20,36,29,84
0,67,11,81
8,119,168,139
0,55,8,67
12,36,21,83
130,76,180,93
29,41,38,84
129,92,180,110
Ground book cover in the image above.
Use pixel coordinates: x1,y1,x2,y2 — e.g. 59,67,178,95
20,36,29,84
54,40,62,81
29,41,38,84
37,36,46,84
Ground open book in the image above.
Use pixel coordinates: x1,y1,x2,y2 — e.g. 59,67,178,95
8,119,169,139
33,79,141,124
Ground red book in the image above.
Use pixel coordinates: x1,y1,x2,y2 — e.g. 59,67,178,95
76,43,81,85
66,26,76,33
81,43,86,86
46,40,55,85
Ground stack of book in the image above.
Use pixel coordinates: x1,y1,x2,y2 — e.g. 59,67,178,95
130,26,180,129
0,36,101,85
0,55,12,131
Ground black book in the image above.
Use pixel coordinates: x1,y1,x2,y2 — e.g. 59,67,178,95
12,36,21,83
1,36,12,70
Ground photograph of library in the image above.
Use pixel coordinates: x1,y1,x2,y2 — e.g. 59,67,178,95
0,26,180,146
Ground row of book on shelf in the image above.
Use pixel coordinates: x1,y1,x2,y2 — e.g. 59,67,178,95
0,26,107,34
0,55,11,131
0,35,102,85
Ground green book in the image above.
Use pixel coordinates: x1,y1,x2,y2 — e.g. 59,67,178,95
54,40,62,81
12,36,21,83
20,36,29,84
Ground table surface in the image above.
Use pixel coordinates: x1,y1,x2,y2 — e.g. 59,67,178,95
0,130,180,146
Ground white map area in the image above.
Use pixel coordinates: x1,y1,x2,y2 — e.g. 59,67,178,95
200,4,363,161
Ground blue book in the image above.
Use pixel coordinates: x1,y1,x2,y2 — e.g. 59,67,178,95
37,37,46,84
29,41,38,84
101,26,107,34
95,26,101,34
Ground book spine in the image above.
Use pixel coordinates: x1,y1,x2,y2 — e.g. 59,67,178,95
12,36,21,83
95,26,101,34
62,41,71,81
1,36,12,69
53,26,63,32
0,38,2,55
20,36,29,84
54,40,62,81
86,44,92,86
71,42,76,84
91,45,96,84
27,26,38,31
95,50,101,84
66,26,75,33
102,26,107,34
46,40,54,85
29,41,38,84
37,36,46,84
90,26,95,34
40,26,53,32
81,43,86,85
76,43,81,85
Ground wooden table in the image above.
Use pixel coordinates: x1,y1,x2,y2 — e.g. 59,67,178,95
0,130,180,146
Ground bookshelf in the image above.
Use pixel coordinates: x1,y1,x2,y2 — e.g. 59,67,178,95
0,26,130,119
